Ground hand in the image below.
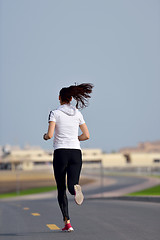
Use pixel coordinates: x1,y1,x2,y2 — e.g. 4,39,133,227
43,133,48,140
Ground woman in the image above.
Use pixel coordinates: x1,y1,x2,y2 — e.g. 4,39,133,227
43,83,93,232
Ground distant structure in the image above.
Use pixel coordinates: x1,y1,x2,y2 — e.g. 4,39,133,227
0,144,160,171
119,140,160,153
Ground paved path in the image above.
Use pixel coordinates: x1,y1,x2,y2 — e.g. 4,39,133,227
84,175,160,198
0,198,159,240
2,174,159,202
1,174,160,239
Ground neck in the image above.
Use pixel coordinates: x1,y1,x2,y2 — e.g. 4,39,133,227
60,102,70,105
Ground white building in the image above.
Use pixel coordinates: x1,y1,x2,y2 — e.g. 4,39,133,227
0,147,160,171
1,148,52,171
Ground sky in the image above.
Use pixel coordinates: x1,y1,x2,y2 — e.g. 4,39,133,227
0,0,160,152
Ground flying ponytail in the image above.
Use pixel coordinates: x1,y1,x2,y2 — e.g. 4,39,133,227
59,83,94,109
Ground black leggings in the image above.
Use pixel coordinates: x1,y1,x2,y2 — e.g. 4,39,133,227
53,149,82,221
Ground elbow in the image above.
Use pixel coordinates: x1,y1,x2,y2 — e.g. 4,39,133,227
85,134,90,140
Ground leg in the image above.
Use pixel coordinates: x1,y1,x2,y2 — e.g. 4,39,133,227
53,149,70,221
67,149,82,195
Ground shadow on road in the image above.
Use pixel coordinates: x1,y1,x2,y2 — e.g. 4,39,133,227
0,230,64,237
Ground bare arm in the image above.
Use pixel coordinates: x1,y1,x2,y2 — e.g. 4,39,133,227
78,123,90,141
43,121,55,140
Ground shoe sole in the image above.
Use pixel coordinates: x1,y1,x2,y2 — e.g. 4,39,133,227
74,184,84,205
68,227,74,232
62,227,74,232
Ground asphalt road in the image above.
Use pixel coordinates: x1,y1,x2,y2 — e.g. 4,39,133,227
83,175,147,195
1,174,160,240
0,197,160,240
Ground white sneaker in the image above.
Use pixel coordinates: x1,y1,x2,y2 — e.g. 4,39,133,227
74,184,84,205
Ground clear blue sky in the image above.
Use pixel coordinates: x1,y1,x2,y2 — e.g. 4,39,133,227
0,0,160,152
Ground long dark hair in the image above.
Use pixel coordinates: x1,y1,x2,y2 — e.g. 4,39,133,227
59,83,94,109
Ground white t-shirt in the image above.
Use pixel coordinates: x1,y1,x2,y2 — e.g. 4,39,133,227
48,104,85,150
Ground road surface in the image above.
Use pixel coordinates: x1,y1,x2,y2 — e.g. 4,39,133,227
0,198,159,240
0,175,160,240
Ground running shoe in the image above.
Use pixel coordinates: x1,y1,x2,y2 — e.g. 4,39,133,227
62,223,74,232
74,184,84,205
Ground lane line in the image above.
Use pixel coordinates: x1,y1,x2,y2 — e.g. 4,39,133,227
31,213,40,216
23,207,29,210
46,224,60,230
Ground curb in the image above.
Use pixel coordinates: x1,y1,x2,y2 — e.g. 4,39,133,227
85,196,160,203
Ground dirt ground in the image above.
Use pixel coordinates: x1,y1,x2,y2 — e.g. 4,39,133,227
0,170,94,193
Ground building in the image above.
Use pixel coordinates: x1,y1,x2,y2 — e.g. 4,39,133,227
119,140,160,153
0,146,160,171
0,148,52,171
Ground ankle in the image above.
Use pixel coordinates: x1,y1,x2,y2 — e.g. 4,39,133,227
64,219,70,225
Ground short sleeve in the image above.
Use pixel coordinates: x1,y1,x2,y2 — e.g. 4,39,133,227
79,111,85,125
48,111,56,123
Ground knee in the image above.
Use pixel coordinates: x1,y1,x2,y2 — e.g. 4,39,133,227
57,189,67,203
68,184,75,195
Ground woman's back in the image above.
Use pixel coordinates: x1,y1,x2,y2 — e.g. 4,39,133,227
49,104,85,150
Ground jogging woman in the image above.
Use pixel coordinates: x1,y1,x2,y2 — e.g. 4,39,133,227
43,83,93,232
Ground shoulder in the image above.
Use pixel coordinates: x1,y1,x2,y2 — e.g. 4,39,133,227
49,107,60,115
76,109,85,124
48,109,59,122
48,109,56,116
76,109,83,116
